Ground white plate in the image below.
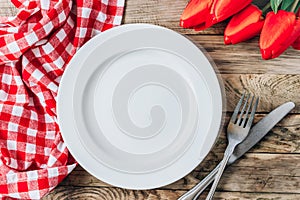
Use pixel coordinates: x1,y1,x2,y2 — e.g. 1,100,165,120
57,24,223,189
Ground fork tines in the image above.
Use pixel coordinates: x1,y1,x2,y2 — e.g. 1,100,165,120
231,92,259,128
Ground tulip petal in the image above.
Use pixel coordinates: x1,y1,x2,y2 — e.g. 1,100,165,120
180,0,213,28
211,0,252,23
261,19,300,59
260,10,297,59
224,4,264,44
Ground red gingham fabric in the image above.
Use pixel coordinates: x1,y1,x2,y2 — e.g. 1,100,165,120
0,0,124,199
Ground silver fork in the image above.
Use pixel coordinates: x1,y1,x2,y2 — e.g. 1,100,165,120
205,93,259,200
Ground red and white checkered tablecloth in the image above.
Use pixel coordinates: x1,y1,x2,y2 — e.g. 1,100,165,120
0,0,124,199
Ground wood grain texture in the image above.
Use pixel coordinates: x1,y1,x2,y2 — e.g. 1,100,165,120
43,186,183,200
58,153,300,192
43,186,300,200
222,74,300,113
43,187,184,200
194,154,300,193
200,192,300,200
189,35,300,75
0,0,17,16
212,114,300,154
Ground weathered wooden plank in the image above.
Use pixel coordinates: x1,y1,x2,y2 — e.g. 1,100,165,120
190,154,300,194
0,0,17,17
59,153,300,193
199,191,300,200
212,114,300,154
42,186,300,200
221,74,300,113
193,147,300,174
43,186,186,200
42,186,184,200
189,35,300,75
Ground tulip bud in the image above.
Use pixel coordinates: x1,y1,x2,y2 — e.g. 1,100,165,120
260,10,300,59
224,4,264,45
211,0,252,24
180,0,213,28
180,0,252,31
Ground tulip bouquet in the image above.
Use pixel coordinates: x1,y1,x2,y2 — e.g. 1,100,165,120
180,0,300,59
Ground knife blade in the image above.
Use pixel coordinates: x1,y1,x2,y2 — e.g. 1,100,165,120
178,101,295,200
228,101,295,164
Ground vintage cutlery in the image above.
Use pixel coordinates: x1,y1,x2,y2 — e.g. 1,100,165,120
178,101,295,200
205,93,259,200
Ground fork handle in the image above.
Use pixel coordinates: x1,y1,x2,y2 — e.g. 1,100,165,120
205,147,235,200
191,165,219,200
177,163,220,200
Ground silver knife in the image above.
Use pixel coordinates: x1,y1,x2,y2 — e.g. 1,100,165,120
178,101,295,200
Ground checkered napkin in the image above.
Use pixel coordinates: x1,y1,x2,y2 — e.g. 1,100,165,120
0,0,124,199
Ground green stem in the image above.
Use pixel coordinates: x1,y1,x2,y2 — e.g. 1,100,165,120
262,2,271,14
291,0,300,13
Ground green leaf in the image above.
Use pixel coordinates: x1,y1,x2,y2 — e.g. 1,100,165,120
281,0,294,10
271,0,283,13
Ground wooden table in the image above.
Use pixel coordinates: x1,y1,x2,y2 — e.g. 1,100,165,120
1,0,300,199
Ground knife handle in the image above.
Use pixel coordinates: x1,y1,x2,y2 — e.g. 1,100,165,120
178,163,220,200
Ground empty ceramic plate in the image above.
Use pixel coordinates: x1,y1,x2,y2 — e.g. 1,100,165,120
57,24,223,189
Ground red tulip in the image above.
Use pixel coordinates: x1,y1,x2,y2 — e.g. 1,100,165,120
224,4,264,45
180,0,213,28
210,0,251,24
180,0,251,31
260,10,300,59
